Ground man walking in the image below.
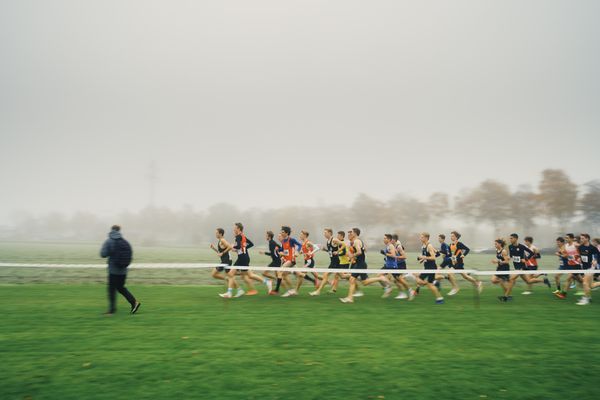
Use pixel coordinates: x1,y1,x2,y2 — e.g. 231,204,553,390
100,225,141,315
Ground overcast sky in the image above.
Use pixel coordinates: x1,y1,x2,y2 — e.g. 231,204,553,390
1,0,599,223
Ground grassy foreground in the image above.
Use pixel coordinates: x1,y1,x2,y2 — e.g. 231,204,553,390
1,283,599,400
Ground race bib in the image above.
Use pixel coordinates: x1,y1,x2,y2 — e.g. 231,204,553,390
512,256,521,263
581,256,589,263
451,256,457,262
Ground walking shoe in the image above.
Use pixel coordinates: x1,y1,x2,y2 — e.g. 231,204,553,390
394,291,408,300
448,288,460,296
219,292,233,298
309,290,320,296
131,302,141,314
435,298,444,304
352,291,364,298
234,289,245,298
339,297,353,303
408,289,416,301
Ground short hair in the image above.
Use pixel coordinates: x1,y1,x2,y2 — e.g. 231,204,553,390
351,227,361,236
438,234,446,240
337,231,345,238
524,236,533,243
495,238,506,247
580,233,590,240
450,231,461,239
281,226,291,235
301,230,309,237
324,228,333,234
391,234,399,241
384,233,392,240
421,232,430,239
234,222,244,231
556,237,565,243
266,230,274,239
111,225,121,231
510,233,518,239
566,233,575,239
216,228,225,236
593,238,600,245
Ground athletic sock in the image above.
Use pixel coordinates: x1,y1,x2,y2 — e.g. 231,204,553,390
227,288,233,294
275,278,282,292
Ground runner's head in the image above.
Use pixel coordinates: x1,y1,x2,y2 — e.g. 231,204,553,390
556,236,566,247
348,227,360,240
509,233,518,245
277,232,284,242
495,238,506,250
266,230,274,241
384,233,392,245
566,233,575,243
420,232,430,244
524,236,533,246
216,228,225,239
450,231,461,242
438,233,446,244
323,228,333,240
281,226,291,238
580,233,590,245
233,222,243,235
337,231,345,241
300,230,309,241
391,233,399,243
111,225,121,232
592,238,600,247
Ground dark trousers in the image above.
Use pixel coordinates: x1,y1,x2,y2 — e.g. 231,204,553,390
108,274,136,313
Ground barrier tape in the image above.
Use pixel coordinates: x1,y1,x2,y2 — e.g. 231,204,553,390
0,262,596,276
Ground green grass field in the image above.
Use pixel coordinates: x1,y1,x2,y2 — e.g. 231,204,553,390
1,242,599,400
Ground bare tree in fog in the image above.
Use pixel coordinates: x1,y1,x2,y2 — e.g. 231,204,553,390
538,169,578,231
580,180,600,235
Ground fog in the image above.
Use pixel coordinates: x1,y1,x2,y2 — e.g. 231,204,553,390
1,0,599,225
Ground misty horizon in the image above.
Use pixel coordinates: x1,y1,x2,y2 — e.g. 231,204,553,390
2,1,599,224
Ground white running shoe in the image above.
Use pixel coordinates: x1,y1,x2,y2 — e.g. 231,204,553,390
408,289,416,301
352,291,365,298
339,297,353,303
266,279,273,293
281,290,297,298
219,292,232,298
477,281,483,294
448,288,460,296
521,291,532,295
576,297,590,306
309,290,320,296
234,289,245,298
382,286,393,298
394,291,408,300
569,282,576,289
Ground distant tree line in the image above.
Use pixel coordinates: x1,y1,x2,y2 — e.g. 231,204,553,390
3,169,599,249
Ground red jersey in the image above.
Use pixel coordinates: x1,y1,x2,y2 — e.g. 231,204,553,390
301,241,314,260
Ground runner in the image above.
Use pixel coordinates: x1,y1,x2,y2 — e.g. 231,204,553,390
310,228,338,296
280,226,304,298
294,230,320,294
491,238,511,302
258,230,282,295
391,234,410,299
219,222,270,298
340,228,371,303
576,233,600,305
209,228,233,283
410,232,444,304
522,236,551,294
446,231,483,296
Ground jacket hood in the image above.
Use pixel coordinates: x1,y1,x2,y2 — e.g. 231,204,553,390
109,230,122,240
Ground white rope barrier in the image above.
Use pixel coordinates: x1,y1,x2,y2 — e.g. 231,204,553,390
0,262,596,275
